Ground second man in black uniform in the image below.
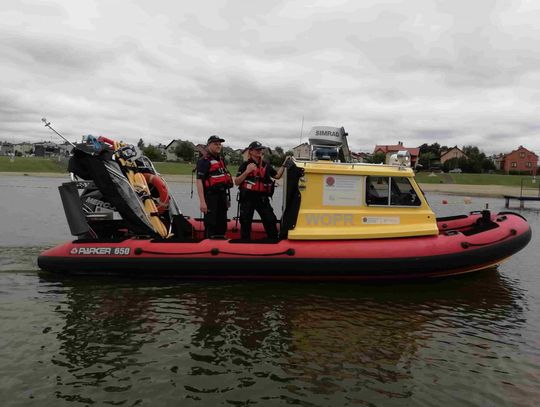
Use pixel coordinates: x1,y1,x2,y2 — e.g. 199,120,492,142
235,141,289,240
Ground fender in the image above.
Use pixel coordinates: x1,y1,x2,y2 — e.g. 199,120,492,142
143,173,170,213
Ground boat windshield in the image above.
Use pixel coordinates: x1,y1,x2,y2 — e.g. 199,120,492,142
366,176,421,206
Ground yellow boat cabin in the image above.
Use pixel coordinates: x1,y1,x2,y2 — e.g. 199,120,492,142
288,161,438,240
284,159,438,240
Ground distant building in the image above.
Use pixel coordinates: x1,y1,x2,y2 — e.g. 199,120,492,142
490,153,505,171
501,146,538,175
33,142,60,157
0,142,14,156
440,146,467,164
292,142,310,160
13,142,34,156
57,142,73,157
156,143,168,159
351,151,371,163
373,141,420,168
165,140,182,161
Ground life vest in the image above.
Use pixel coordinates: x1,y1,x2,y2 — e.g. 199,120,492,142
240,161,274,195
203,156,233,191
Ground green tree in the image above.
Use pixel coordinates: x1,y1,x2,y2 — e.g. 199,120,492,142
174,141,196,162
268,145,286,167
142,144,163,161
222,146,243,165
418,152,438,170
366,152,386,164
462,145,491,173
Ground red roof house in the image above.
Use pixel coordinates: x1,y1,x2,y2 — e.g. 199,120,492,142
502,146,538,175
373,141,420,168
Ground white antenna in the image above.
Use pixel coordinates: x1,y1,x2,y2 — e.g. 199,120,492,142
41,118,76,148
299,116,304,144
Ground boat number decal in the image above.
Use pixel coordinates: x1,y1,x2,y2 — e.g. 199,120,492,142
305,213,354,226
362,216,400,225
70,247,131,255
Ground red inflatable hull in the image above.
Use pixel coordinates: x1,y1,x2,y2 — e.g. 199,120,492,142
38,211,531,281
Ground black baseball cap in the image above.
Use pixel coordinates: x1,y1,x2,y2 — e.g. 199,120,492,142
248,141,265,150
207,135,225,144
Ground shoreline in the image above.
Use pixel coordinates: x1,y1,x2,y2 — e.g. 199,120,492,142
418,183,524,198
0,171,528,198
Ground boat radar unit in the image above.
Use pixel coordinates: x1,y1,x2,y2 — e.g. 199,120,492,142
307,126,352,162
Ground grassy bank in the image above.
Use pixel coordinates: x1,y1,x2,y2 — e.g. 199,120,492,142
0,156,66,173
0,157,240,177
2,156,535,189
415,171,537,188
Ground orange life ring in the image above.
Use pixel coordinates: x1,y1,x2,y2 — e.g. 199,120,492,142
143,173,170,213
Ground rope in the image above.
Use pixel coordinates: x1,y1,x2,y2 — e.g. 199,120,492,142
135,247,295,257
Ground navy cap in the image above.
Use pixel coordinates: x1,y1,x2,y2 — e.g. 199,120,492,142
207,135,225,144
248,141,265,150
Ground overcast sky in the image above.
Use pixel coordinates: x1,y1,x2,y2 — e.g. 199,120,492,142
1,0,539,155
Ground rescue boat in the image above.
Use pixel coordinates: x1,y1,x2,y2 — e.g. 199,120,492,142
38,126,531,280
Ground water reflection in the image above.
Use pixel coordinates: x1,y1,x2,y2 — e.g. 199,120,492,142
39,270,526,405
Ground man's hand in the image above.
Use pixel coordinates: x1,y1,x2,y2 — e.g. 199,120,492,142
246,163,257,174
200,201,208,214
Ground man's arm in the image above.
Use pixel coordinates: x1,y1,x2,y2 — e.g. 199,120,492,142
234,162,257,186
272,157,291,180
196,179,207,214
195,159,210,214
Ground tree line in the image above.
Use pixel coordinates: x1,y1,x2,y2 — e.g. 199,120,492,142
362,143,496,173
418,143,495,173
137,138,293,167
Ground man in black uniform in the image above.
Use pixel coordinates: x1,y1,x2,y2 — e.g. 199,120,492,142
235,141,289,240
196,135,233,238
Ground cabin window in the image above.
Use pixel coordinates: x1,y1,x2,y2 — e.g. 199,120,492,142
520,152,525,158
511,162,517,168
526,162,532,168
365,176,421,206
366,176,389,205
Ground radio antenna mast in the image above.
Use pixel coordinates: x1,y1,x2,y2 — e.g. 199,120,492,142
41,118,76,148
299,116,304,144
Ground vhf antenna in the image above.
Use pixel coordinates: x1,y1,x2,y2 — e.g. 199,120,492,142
41,118,76,148
299,115,304,144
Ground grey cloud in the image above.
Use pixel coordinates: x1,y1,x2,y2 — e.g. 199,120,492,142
263,45,300,58
1,31,109,74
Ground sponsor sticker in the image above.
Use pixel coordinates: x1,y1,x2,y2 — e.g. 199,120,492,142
362,216,400,225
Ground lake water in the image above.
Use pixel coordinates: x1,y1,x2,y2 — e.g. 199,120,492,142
1,175,540,406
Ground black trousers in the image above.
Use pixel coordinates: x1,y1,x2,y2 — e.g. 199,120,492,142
204,190,228,238
239,193,278,239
